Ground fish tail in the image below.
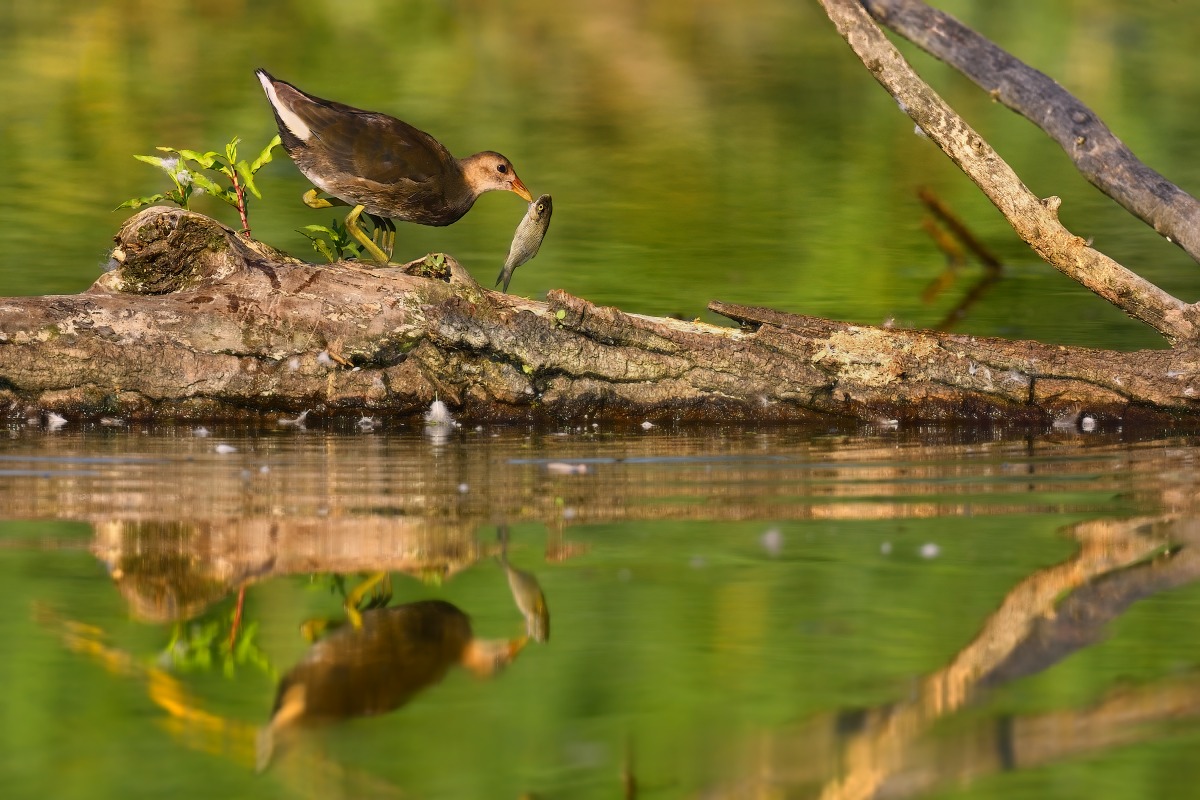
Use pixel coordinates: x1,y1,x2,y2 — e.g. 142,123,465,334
496,265,513,293
255,725,275,773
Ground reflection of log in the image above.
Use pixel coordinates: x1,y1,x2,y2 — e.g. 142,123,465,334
1,207,1200,423
0,434,1179,530
92,519,495,622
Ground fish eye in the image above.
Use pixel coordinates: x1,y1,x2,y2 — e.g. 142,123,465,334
497,163,508,174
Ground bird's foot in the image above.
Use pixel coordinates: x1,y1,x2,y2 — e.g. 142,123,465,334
345,205,391,264
366,213,396,261
302,188,339,209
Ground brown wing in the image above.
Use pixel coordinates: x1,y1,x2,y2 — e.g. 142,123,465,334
273,81,457,188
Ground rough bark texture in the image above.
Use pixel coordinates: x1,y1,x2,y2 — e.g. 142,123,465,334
0,207,1199,425
862,0,1200,265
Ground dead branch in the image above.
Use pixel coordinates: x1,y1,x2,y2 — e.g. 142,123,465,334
819,0,1200,346
862,0,1200,265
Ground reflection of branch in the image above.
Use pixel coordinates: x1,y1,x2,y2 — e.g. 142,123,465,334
922,516,1169,714
819,0,1198,345
697,511,1200,800
817,515,1167,800
916,187,1004,329
919,187,1001,271
863,0,1200,266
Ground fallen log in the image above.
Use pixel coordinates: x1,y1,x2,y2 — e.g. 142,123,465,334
0,206,1197,425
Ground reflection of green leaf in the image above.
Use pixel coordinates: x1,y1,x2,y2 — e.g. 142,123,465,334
161,605,273,678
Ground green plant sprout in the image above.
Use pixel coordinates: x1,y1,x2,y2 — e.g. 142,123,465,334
118,134,281,238
297,219,364,263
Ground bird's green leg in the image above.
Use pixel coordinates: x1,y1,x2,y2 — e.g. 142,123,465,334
302,188,341,209
345,204,391,264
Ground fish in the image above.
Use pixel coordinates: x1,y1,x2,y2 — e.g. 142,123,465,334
496,194,553,293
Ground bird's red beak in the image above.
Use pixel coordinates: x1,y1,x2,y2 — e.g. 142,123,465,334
511,177,533,202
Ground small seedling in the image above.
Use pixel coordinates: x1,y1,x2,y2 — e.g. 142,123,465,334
298,219,363,263
118,134,282,238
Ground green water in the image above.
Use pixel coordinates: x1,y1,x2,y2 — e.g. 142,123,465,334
2,427,1200,799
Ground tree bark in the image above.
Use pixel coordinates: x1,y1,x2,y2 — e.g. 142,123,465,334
0,206,1197,425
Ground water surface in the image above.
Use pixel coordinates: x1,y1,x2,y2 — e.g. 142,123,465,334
3,425,1200,798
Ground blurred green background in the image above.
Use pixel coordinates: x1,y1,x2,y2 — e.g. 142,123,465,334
2,0,1198,347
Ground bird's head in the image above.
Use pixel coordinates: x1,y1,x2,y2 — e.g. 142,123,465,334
463,151,533,201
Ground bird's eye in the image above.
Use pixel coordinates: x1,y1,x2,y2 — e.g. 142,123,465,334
497,163,508,174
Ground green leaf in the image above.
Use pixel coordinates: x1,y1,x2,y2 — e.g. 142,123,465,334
189,173,237,205
115,193,167,210
313,240,337,263
235,161,262,199
177,149,221,169
249,135,282,173
133,154,175,173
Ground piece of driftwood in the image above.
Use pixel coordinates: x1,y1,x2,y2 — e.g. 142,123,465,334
1,3,1200,423
0,205,1196,424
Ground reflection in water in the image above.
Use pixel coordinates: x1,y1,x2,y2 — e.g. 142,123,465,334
15,431,1200,796
710,514,1200,799
498,525,550,643
94,520,275,624
258,599,526,772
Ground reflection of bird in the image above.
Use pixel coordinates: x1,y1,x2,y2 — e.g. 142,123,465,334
496,194,553,293
256,69,533,264
257,599,524,771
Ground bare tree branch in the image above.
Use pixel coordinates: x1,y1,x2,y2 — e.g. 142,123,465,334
818,0,1200,346
862,0,1200,265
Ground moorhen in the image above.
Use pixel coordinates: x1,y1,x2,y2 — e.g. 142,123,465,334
256,69,533,264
